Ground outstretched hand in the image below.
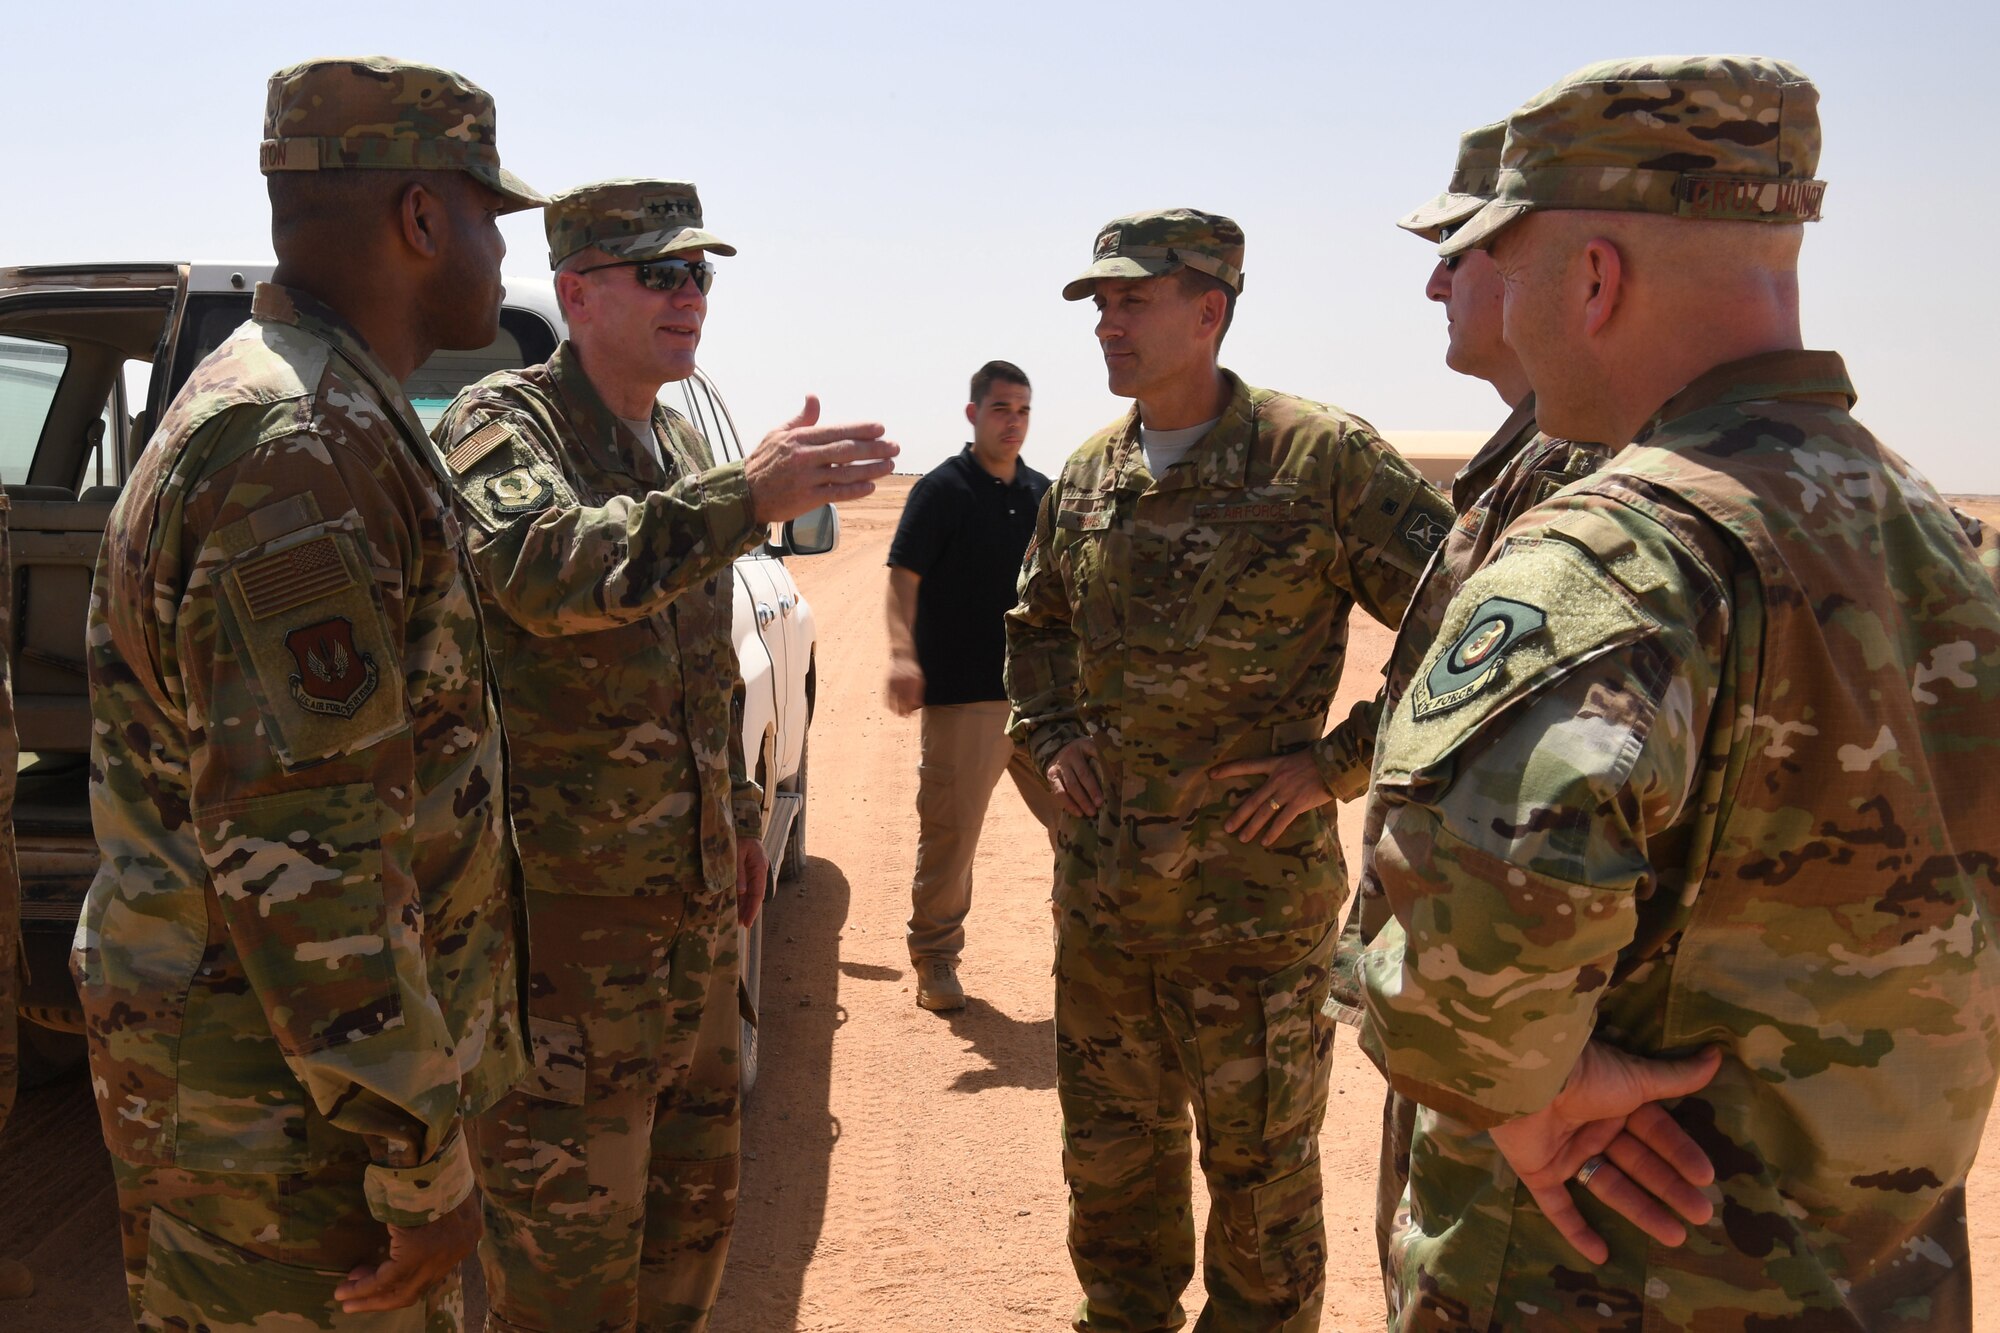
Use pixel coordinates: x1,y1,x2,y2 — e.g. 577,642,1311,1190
1489,1041,1723,1264
743,396,898,525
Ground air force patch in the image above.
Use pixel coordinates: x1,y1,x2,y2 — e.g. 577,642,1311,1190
1412,597,1545,717
487,465,555,516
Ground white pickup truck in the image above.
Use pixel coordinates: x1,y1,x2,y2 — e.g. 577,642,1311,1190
0,261,822,1093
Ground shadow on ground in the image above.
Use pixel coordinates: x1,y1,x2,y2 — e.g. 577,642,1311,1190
709,854,851,1333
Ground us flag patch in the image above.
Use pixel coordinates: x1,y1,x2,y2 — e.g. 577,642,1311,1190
231,536,355,620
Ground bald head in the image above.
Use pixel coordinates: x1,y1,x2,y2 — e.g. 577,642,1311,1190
1488,211,1805,445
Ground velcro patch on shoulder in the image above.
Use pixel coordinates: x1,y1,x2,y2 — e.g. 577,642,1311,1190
1376,534,1659,787
446,420,515,474
214,527,406,769
448,421,578,533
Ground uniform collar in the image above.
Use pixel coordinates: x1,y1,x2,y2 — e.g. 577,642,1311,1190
1108,369,1256,494
548,340,670,486
1451,393,1538,512
1637,350,1856,443
251,281,442,477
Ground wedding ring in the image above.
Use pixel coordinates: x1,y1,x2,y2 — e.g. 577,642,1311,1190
1268,798,1284,812
1574,1155,1608,1187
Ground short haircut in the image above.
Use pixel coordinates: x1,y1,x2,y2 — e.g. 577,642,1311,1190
267,168,451,261
969,359,1030,406
1175,267,1237,345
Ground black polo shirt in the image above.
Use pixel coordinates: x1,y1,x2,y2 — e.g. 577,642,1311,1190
887,446,1051,706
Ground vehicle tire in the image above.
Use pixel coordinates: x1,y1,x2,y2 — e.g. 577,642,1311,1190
779,736,808,882
16,1022,88,1091
739,895,765,1096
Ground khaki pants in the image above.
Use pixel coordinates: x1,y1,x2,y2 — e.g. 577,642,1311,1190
908,700,1060,964
472,889,740,1333
1056,918,1337,1333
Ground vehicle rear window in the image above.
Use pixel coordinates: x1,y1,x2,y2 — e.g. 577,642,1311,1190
169,296,559,431
0,335,67,485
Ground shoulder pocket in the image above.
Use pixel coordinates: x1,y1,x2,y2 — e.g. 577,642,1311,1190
1376,534,1660,787
213,524,407,768
446,418,578,533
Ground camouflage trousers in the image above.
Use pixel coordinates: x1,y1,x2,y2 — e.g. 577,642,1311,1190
1055,914,1337,1333
1325,903,1414,1298
471,887,741,1333
110,1152,462,1331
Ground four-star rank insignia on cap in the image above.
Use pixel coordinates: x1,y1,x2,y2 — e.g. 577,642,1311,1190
1412,596,1545,717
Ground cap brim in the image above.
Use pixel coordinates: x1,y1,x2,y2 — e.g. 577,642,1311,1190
1061,255,1178,301
1437,199,1532,258
1396,191,1489,241
471,163,547,215
600,225,738,260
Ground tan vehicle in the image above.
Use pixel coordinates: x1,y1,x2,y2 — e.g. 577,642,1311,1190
0,261,822,1093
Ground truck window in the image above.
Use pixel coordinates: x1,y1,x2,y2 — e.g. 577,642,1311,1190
167,297,559,432
0,335,67,486
407,308,558,430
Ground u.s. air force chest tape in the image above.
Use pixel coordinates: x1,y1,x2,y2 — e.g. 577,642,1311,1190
211,494,406,769
443,415,578,532
1373,529,1662,788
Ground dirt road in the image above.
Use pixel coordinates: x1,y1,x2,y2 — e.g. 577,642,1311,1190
5,481,1998,1330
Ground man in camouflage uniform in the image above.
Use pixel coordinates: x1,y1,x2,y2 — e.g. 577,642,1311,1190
76,57,541,1330
1323,121,1610,1281
434,179,894,1333
1362,55,2000,1329
1007,209,1451,1332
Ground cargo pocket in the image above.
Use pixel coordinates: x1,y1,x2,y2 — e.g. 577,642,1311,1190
523,1014,586,1107
141,1207,428,1331
1251,1157,1327,1306
1262,933,1336,1137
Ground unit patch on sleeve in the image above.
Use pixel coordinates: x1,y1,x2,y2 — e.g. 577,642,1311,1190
1412,597,1546,717
486,465,556,517
284,616,380,718
1401,507,1450,557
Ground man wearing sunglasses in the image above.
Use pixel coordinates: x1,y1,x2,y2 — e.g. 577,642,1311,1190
1321,122,1610,1290
433,178,896,1333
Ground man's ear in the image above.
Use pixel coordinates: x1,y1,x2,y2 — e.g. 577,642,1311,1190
398,180,444,261
1580,237,1625,339
1200,288,1227,339
964,401,978,428
556,269,588,327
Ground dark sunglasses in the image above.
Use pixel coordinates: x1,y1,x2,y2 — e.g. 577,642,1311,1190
574,256,715,295
1437,222,1464,271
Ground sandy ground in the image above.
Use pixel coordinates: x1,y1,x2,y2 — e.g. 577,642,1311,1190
4,480,1998,1330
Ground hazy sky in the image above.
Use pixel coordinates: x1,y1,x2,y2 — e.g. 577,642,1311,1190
5,1,1994,490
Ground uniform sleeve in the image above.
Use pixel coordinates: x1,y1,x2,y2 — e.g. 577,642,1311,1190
887,473,948,575
1005,478,1086,770
186,430,477,1227
1309,422,1453,793
1359,498,1730,1129
440,405,764,637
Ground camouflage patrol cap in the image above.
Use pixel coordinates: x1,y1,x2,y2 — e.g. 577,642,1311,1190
1062,209,1245,301
1398,122,1504,242
261,56,543,213
544,179,737,269
1442,54,1824,258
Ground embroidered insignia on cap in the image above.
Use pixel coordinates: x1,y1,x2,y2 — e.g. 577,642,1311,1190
286,616,380,718
1095,231,1120,258
486,465,554,516
1412,597,1546,717
231,536,356,620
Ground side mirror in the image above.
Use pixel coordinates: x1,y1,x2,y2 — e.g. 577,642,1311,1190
783,503,839,556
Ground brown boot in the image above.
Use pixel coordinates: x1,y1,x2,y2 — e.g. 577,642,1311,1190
915,959,966,1012
0,1258,34,1300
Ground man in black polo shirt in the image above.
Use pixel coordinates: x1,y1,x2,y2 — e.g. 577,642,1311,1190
886,360,1059,1011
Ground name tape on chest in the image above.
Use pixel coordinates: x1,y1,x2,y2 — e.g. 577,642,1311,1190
1191,499,1311,524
